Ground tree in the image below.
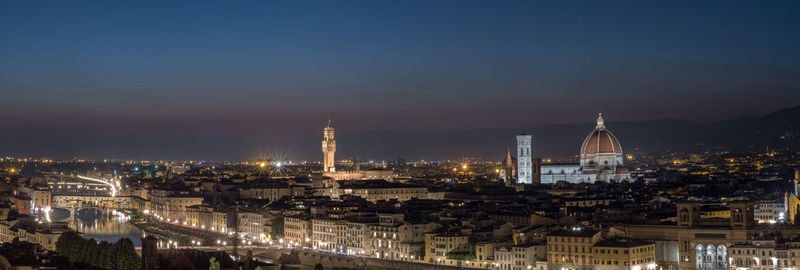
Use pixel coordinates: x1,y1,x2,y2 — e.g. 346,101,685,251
76,237,93,263
98,241,114,269
114,238,141,270
84,238,99,265
56,231,83,261
209,257,221,270
445,252,476,261
271,218,284,239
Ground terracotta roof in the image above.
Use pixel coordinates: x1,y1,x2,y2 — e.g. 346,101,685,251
594,239,653,248
581,129,622,155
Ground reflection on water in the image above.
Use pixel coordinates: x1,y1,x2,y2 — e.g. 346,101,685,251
51,208,143,247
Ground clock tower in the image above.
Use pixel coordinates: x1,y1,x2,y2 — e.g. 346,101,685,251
322,120,336,172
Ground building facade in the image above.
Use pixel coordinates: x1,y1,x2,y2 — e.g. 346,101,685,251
239,210,265,240
285,215,312,247
754,201,786,223
592,239,657,270
729,239,800,270
617,201,800,270
335,180,428,202
546,229,603,270
495,244,546,270
425,231,471,263
344,219,373,255
31,188,52,212
312,218,340,251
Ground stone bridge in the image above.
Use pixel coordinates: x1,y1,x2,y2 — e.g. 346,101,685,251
50,195,145,220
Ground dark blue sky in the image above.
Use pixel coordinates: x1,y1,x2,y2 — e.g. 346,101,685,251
1,1,799,160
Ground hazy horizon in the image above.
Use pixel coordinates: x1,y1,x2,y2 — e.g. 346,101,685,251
2,1,799,160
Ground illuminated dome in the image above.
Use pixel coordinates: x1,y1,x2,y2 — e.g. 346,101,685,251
579,113,629,183
580,113,622,155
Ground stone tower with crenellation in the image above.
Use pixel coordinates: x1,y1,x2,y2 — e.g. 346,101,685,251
322,120,336,172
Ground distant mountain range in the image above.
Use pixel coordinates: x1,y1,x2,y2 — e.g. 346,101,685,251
3,105,797,161
325,105,800,161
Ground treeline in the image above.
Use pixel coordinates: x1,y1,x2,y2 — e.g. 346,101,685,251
56,231,141,270
445,252,476,260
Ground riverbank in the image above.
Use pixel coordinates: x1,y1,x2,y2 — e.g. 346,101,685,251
276,249,479,270
128,214,191,245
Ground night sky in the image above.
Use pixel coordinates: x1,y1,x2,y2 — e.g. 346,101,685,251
2,1,799,160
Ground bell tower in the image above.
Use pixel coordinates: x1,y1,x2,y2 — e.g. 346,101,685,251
516,134,532,184
322,120,336,172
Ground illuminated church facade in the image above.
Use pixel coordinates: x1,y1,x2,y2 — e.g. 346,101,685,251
515,113,631,184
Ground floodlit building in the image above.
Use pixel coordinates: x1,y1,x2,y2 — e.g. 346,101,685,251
546,229,603,270
754,201,786,223
284,215,312,247
319,121,394,181
517,134,533,184
592,239,657,270
334,180,428,202
729,238,800,270
425,230,471,263
516,113,632,184
312,217,340,251
322,120,336,173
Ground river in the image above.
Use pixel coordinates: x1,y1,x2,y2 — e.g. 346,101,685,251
51,208,144,247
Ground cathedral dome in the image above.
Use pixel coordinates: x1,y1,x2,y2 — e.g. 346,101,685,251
580,113,622,155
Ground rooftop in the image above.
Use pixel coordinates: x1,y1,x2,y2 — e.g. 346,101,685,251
548,229,600,238
337,180,423,189
594,239,653,248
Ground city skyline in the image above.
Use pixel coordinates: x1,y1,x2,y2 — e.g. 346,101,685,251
3,2,800,270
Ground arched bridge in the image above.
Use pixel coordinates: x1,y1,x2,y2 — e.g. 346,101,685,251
49,195,146,221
